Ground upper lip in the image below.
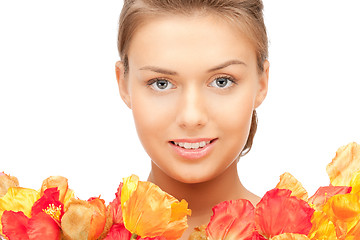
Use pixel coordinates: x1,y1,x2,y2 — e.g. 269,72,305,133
170,138,216,143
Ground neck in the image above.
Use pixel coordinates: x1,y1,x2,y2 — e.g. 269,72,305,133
147,161,260,239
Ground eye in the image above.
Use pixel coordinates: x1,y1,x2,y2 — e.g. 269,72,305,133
209,76,235,89
148,79,174,91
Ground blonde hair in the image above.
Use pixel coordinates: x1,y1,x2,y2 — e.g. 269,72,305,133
117,0,268,156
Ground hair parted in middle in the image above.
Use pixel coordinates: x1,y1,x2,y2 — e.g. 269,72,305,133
117,0,268,157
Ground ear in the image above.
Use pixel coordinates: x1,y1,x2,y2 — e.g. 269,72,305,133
254,60,269,108
115,61,132,109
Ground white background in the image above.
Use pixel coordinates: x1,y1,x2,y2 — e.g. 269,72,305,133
1,0,359,203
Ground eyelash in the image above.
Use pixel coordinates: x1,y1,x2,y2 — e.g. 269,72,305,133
146,75,238,91
146,78,174,91
209,75,238,89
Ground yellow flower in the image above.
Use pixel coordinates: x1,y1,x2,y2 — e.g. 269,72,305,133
121,175,191,240
0,187,40,233
322,193,360,238
276,172,308,201
308,211,337,240
326,142,360,186
347,219,360,239
350,171,360,195
40,176,75,209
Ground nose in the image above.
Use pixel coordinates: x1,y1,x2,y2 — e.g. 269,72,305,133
175,85,208,129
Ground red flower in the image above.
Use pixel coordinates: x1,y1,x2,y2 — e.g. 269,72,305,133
108,182,124,224
103,223,132,240
255,188,314,239
31,188,64,223
1,211,28,240
206,199,256,240
1,211,60,240
1,188,63,240
103,223,167,240
250,231,267,240
308,185,352,210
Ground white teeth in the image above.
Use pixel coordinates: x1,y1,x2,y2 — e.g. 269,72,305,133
173,140,211,149
184,142,191,149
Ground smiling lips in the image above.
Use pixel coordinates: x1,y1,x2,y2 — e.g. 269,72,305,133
169,138,217,160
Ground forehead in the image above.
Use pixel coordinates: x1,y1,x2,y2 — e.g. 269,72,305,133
127,14,257,70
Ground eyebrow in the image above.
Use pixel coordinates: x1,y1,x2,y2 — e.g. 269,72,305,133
139,66,178,75
207,60,246,72
138,59,246,75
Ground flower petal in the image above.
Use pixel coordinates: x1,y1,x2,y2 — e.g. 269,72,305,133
322,193,360,236
270,233,310,240
121,175,139,205
323,193,360,223
103,224,132,240
171,199,191,222
27,212,61,240
308,211,337,240
31,188,64,223
350,171,360,195
121,175,190,240
40,176,68,203
0,173,19,198
0,187,40,233
1,210,29,240
275,172,308,201
109,183,123,224
308,186,352,211
138,236,167,240
347,219,360,238
88,197,107,240
61,197,107,240
326,142,360,186
0,188,40,217
206,199,255,240
255,189,314,239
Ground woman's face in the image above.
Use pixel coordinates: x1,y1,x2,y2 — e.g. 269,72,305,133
117,14,269,184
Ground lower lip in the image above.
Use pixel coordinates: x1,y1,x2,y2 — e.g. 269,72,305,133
169,140,217,160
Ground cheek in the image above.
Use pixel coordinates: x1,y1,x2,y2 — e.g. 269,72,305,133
130,90,176,142
209,88,255,127
208,88,255,154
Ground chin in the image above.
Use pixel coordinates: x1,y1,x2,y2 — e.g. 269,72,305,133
172,170,218,184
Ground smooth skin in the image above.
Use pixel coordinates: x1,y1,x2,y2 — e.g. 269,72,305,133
116,13,269,239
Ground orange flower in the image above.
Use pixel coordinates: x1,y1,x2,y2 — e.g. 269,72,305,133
255,189,314,239
40,176,75,209
121,175,191,240
326,142,360,186
276,172,308,201
61,197,109,240
0,172,19,197
205,199,256,240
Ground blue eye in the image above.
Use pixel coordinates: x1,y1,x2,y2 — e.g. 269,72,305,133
209,76,235,89
148,79,174,91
